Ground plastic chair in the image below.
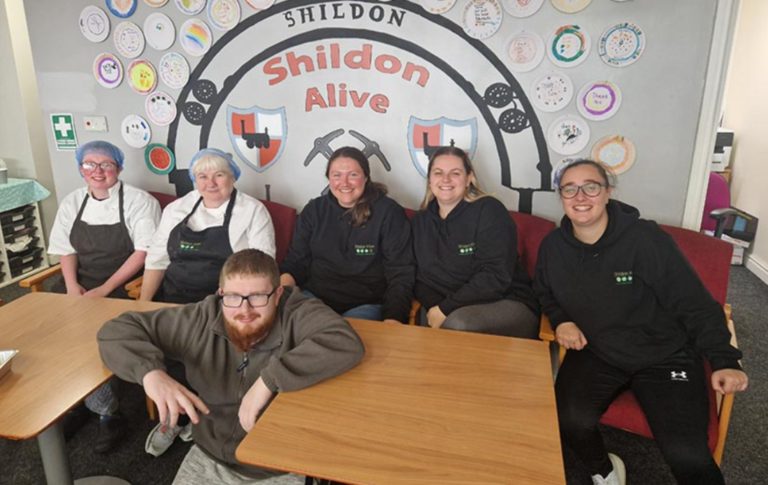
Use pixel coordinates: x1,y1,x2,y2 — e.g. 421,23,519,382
700,172,730,233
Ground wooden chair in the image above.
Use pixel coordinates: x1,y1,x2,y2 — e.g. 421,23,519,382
408,209,556,325
538,225,738,465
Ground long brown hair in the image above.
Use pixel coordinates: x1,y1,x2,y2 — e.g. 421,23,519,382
420,146,489,210
326,146,388,227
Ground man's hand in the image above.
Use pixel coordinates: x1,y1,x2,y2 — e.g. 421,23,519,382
143,370,210,428
555,322,588,351
66,284,86,297
238,377,274,432
83,285,110,299
711,369,749,394
426,306,447,329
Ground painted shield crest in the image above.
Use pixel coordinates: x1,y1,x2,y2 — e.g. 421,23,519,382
227,105,287,172
408,117,478,177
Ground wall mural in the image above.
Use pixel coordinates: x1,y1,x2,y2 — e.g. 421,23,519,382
165,0,551,213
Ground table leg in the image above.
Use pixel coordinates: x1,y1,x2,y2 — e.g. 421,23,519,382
37,421,74,485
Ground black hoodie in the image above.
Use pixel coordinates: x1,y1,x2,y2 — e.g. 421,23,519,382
412,197,539,316
534,200,742,373
279,192,415,323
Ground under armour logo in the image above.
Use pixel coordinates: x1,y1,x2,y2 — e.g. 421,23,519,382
671,371,688,381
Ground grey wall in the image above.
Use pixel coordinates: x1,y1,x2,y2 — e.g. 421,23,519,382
21,0,718,225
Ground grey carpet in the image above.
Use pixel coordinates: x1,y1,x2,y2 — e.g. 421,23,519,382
0,267,765,484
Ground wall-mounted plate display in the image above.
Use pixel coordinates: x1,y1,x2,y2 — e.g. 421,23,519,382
547,114,590,155
113,21,145,59
80,6,110,43
577,80,622,121
93,53,123,89
145,144,176,175
502,0,544,18
531,71,573,113
144,13,176,51
144,0,169,6
159,52,190,89
105,0,138,18
175,0,207,15
591,135,636,174
207,0,241,31
599,23,645,67
180,19,213,57
461,0,503,40
551,0,592,14
121,114,151,148
547,25,590,68
145,91,178,126
419,0,458,15
127,59,157,94
505,30,545,73
244,0,275,10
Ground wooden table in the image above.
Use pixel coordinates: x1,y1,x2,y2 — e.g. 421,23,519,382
0,293,168,485
237,320,565,485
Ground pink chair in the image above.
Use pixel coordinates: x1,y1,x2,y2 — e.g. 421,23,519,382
700,172,730,233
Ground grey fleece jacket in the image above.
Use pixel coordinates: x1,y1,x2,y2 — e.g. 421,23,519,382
97,287,365,478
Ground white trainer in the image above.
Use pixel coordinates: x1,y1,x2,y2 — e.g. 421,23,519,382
145,422,184,457
591,453,626,485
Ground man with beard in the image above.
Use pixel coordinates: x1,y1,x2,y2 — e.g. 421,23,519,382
97,249,365,484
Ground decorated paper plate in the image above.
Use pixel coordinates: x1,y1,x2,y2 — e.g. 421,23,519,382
502,0,544,18
145,91,178,126
591,135,636,174
550,0,592,13
551,157,579,189
547,115,590,156
105,0,138,18
175,0,207,15
145,144,176,175
547,25,591,68
93,53,123,89
577,80,622,121
461,0,503,40
79,6,110,43
531,71,573,113
113,21,145,59
121,115,152,148
159,52,190,89
244,0,276,10
144,13,176,51
180,19,213,57
505,30,545,73
127,59,157,94
144,0,169,6
419,0,458,15
599,23,646,67
207,0,241,31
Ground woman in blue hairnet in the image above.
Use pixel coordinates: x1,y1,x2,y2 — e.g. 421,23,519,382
140,148,276,304
48,140,161,453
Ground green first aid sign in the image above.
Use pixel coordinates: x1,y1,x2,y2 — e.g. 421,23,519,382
51,113,78,151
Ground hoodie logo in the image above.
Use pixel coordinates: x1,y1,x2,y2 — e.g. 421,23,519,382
671,371,688,381
354,244,376,256
614,271,633,285
458,242,475,256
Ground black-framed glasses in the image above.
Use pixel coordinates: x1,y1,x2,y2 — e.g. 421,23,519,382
220,289,277,308
81,161,118,172
559,183,606,199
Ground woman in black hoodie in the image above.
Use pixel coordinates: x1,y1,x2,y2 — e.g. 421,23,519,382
534,160,748,485
411,146,539,337
279,146,415,324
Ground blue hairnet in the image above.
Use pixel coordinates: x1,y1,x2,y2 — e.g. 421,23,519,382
76,141,125,169
188,148,242,182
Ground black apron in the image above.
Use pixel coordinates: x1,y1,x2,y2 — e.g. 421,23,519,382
52,182,136,299
162,189,237,304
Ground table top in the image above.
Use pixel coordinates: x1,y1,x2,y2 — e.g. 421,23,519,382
236,320,565,485
0,293,169,440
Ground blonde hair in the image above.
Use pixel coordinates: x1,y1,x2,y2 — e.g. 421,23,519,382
420,146,489,210
192,153,235,179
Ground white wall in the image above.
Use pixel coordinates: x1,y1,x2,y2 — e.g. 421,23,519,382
723,0,768,284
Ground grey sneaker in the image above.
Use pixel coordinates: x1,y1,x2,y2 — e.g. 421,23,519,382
145,422,183,457
178,423,193,442
591,453,626,485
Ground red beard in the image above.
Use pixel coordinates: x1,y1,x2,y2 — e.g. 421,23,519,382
224,312,275,353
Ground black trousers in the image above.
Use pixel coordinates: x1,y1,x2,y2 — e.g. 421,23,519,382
555,348,724,485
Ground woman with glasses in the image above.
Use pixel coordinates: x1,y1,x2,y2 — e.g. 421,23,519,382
48,140,161,453
534,159,748,485
410,146,539,337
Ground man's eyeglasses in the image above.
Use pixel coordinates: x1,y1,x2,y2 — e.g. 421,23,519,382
220,289,277,308
559,183,606,199
81,161,118,172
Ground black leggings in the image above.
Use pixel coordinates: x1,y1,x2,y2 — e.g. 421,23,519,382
555,348,724,485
